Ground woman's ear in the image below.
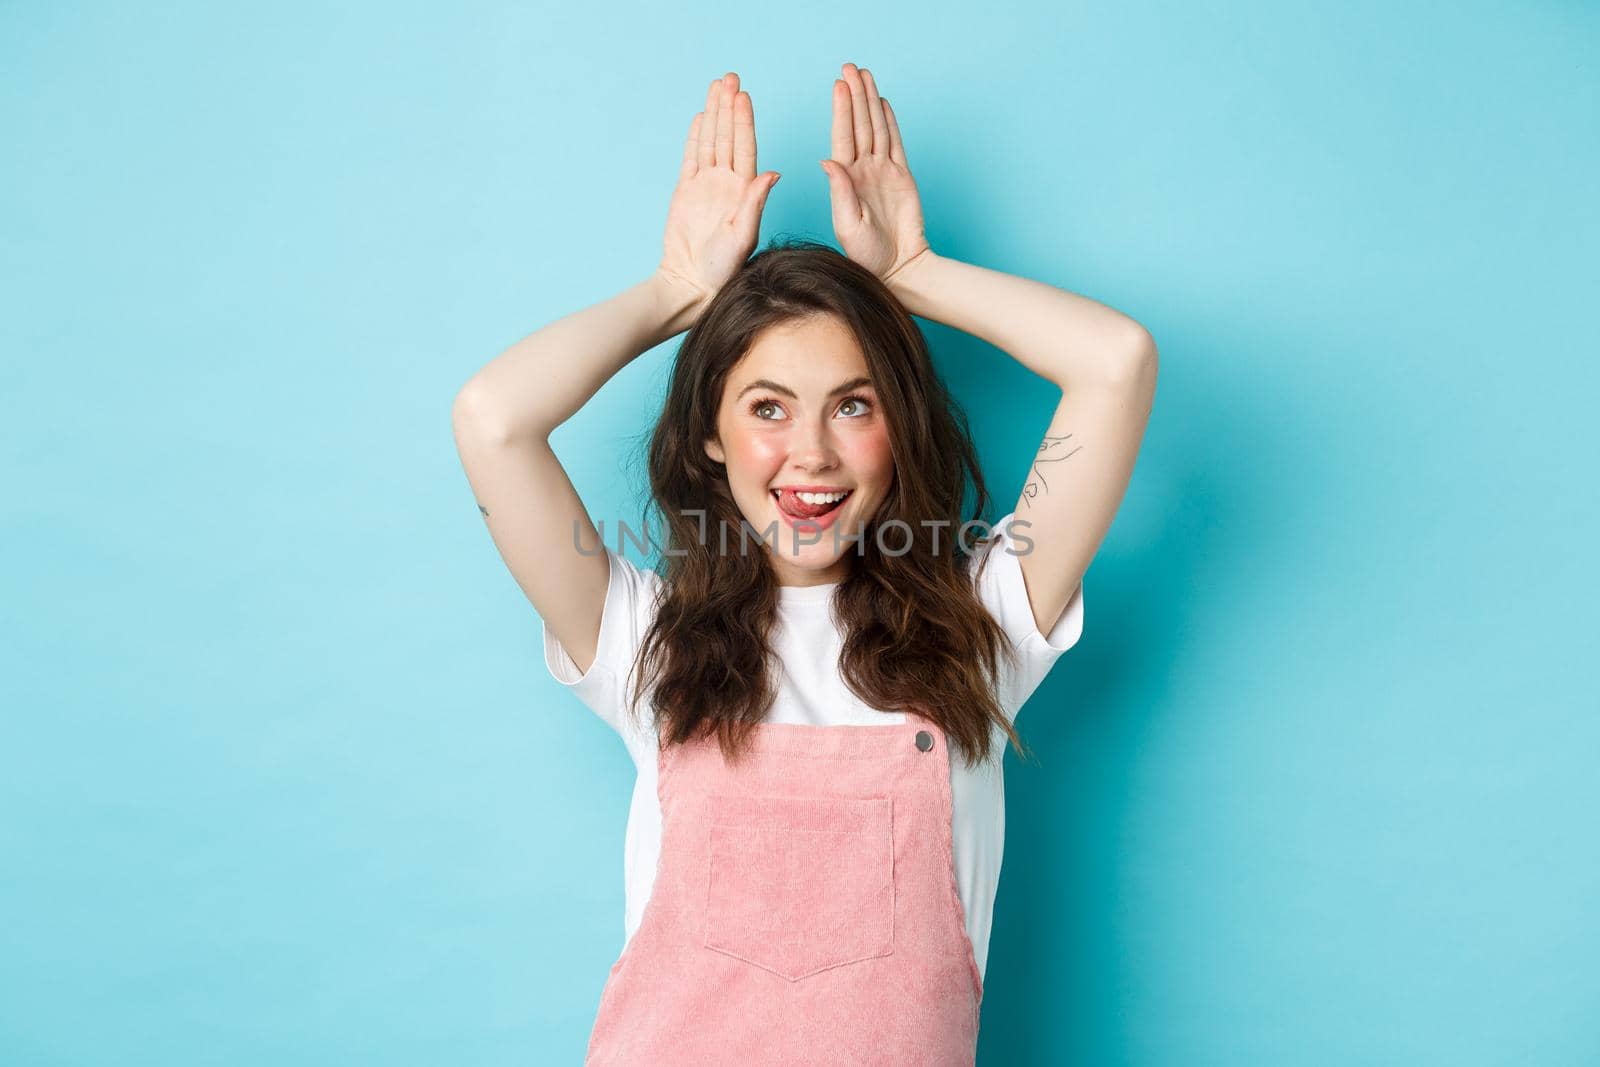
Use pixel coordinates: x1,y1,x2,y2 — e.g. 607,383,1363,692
704,437,726,465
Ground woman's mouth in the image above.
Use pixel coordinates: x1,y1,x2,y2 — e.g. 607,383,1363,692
771,487,853,524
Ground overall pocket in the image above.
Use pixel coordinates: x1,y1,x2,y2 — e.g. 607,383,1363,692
703,792,895,981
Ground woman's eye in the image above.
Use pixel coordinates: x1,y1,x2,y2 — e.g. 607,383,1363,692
747,395,872,420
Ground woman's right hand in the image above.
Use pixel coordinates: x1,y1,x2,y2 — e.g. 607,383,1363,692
656,72,782,321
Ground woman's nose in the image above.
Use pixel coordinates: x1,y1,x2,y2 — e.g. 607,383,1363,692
787,424,839,468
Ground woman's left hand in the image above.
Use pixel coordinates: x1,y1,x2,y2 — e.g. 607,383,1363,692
819,63,932,283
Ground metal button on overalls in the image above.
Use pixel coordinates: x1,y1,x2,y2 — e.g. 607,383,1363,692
915,729,934,751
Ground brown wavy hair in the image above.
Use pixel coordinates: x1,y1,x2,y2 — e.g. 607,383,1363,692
620,237,1029,770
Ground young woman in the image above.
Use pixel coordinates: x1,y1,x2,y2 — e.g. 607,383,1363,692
453,63,1156,1065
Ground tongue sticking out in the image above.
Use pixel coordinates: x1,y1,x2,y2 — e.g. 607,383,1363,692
775,489,849,519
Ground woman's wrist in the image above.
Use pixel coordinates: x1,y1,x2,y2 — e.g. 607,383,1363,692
649,266,711,340
882,246,942,316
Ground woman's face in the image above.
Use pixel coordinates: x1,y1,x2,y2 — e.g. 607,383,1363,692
705,313,895,587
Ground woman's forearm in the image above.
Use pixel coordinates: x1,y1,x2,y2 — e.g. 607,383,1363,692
455,271,704,445
885,250,1154,389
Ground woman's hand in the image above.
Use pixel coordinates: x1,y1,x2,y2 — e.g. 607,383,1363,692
657,72,782,320
819,63,932,282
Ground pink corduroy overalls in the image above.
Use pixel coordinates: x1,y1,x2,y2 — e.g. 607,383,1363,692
584,713,984,1066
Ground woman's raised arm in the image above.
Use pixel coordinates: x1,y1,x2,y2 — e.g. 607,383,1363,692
452,72,780,676
821,61,1158,647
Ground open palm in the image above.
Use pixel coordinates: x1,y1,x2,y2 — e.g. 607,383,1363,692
819,63,931,281
658,72,781,316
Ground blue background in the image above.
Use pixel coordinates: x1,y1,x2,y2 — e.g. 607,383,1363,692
3,2,1596,1063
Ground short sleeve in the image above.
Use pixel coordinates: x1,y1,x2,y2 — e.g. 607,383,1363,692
967,511,1085,718
541,545,663,759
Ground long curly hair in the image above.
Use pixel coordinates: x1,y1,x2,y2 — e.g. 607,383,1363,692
621,237,1026,770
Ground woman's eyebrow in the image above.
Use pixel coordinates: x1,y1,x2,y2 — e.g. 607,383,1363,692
735,375,874,400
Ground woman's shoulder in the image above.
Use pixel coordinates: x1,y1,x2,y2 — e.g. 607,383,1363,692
964,511,1086,714
542,543,665,761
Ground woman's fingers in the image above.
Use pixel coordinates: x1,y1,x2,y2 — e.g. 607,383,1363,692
859,68,888,158
881,97,907,168
714,72,737,168
841,63,873,157
830,79,855,162
680,111,702,179
736,168,781,234
732,90,756,179
697,78,719,169
819,159,862,226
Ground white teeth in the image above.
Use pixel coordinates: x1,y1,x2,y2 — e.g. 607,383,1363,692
778,490,849,505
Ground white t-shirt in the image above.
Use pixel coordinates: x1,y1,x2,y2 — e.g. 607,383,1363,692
542,511,1084,983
